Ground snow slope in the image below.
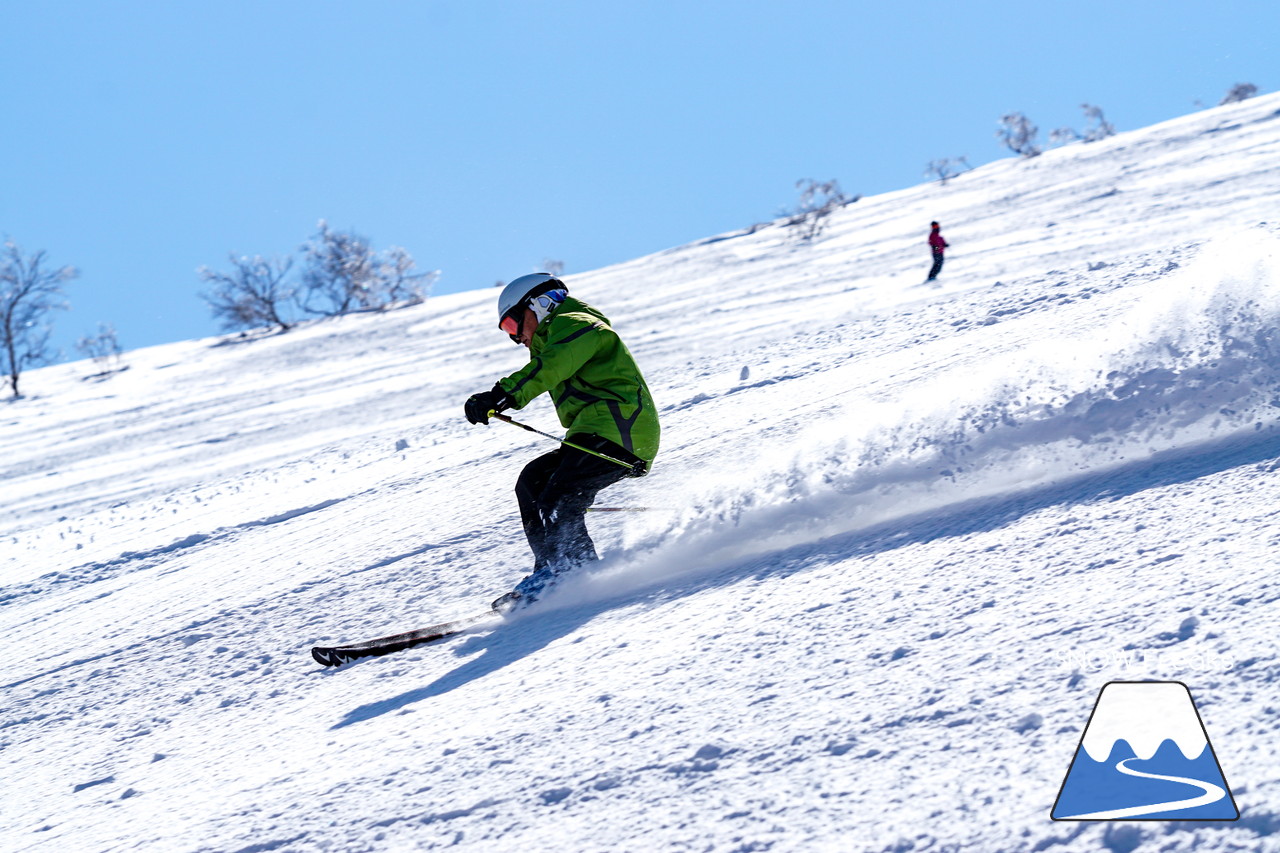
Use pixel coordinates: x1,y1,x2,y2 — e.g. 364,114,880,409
4,93,1280,852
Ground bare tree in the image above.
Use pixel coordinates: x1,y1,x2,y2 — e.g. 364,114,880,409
1080,103,1116,141
77,323,124,375
199,254,295,333
925,157,971,185
299,221,434,315
1220,83,1258,105
299,221,377,316
542,259,565,277
788,179,855,241
1049,104,1115,148
996,112,1041,157
0,241,77,399
377,246,437,309
1049,126,1082,147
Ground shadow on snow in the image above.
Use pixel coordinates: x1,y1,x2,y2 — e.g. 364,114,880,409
330,427,1280,729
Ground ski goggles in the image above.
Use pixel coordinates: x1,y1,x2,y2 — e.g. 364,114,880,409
499,309,522,340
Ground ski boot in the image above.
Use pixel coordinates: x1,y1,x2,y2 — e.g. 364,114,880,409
491,591,524,614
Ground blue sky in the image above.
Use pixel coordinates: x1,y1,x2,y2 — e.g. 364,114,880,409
3,1,1275,362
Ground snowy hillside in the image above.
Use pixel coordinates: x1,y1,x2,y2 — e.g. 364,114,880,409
5,93,1280,852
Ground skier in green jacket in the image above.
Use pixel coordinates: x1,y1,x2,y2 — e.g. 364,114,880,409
464,273,660,612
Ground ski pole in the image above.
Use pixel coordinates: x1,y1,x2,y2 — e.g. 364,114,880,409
488,411,647,476
586,506,664,513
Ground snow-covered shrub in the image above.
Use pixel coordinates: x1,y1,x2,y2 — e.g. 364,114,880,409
1219,83,1258,105
1052,105,1116,148
76,323,123,374
924,157,971,185
1080,103,1116,142
1049,127,1081,147
787,179,855,241
299,221,435,316
996,112,1041,157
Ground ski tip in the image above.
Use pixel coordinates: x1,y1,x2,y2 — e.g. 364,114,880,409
311,646,349,667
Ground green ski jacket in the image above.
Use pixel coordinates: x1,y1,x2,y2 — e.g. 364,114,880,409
497,296,660,467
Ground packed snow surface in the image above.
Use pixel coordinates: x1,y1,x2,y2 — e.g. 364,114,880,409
5,93,1280,852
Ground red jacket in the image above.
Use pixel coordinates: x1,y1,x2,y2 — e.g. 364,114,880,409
929,229,948,252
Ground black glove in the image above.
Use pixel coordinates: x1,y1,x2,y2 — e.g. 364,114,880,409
464,385,513,425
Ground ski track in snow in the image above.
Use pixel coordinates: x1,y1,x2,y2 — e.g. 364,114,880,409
4,93,1280,852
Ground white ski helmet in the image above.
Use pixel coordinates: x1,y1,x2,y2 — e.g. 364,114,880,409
497,273,567,336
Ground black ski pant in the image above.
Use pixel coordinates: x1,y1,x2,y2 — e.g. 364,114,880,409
928,250,945,280
512,435,641,599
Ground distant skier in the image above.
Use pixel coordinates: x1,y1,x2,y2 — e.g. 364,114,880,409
926,221,949,282
464,273,660,613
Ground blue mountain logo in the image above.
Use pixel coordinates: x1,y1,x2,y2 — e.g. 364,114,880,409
1052,681,1238,820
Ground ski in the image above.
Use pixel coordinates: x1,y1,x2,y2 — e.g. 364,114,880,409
311,610,500,667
